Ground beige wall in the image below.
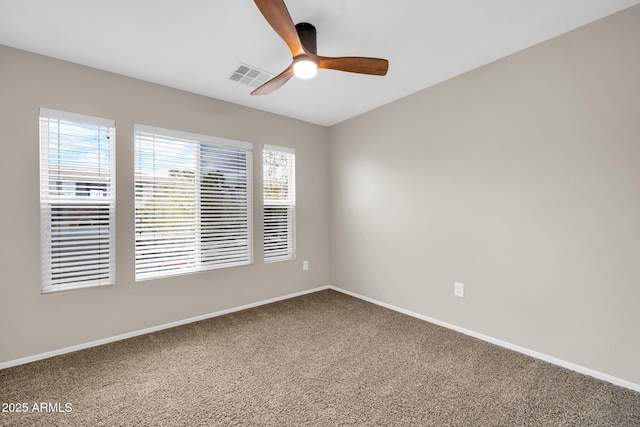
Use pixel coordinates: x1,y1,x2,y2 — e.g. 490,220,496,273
0,45,330,363
330,6,640,385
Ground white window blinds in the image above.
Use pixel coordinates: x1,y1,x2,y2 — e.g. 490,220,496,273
135,125,253,280
263,145,295,261
39,108,116,293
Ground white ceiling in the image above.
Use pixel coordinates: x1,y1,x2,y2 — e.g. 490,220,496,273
1,0,639,126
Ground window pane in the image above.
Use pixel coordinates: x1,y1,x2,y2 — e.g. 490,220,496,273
200,144,251,268
263,146,295,261
39,109,115,293
135,126,252,281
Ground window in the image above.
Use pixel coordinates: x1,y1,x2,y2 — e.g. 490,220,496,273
263,145,295,261
39,108,116,293
135,125,252,280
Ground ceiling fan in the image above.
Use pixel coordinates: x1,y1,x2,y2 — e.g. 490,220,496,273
251,0,389,95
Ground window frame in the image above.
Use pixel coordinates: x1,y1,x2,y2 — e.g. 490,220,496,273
39,108,116,293
263,144,296,262
134,125,253,281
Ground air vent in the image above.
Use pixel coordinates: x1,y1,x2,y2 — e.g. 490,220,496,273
229,63,273,89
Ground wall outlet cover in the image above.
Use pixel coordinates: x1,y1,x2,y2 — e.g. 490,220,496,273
454,282,465,298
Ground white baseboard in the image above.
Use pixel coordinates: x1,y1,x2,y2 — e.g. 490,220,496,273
0,285,331,370
3,284,639,393
328,285,640,393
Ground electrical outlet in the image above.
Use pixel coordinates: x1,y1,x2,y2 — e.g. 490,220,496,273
303,261,309,271
454,282,465,298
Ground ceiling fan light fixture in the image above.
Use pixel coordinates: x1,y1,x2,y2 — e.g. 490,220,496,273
250,0,388,95
293,57,318,79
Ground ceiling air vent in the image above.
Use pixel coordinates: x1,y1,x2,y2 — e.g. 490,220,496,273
229,63,273,89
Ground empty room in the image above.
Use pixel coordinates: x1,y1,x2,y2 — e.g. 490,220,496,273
1,0,639,425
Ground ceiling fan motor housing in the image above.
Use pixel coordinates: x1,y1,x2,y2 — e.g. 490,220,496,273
295,22,317,54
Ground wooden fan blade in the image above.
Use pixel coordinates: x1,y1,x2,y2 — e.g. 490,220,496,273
251,65,295,95
254,0,305,57
317,56,389,76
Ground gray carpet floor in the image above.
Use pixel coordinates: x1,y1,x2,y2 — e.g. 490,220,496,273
1,289,639,426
